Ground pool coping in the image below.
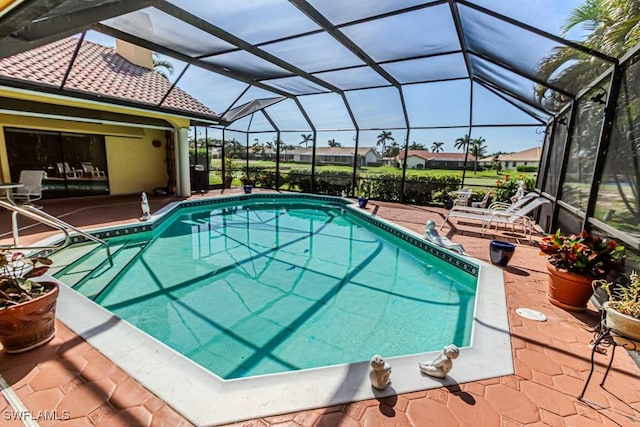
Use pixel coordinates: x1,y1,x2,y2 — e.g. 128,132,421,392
51,194,513,426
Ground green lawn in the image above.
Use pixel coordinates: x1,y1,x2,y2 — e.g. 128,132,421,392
209,159,535,188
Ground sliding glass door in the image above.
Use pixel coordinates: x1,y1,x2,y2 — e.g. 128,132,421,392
4,127,109,198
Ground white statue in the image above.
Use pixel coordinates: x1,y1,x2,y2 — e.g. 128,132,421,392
140,192,151,221
419,344,460,378
424,221,465,255
369,354,391,390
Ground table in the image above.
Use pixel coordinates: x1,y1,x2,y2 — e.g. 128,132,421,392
578,324,640,400
0,182,23,201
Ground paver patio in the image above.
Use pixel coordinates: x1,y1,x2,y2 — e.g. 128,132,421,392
1,191,638,426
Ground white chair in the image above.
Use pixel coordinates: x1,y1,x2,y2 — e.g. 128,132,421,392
471,191,493,208
80,162,106,177
13,170,45,205
482,198,551,241
57,162,81,178
453,188,473,207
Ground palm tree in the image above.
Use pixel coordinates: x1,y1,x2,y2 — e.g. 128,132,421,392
327,139,341,147
470,137,488,173
408,141,425,150
431,141,444,153
299,133,313,148
454,134,471,152
376,130,395,156
536,0,639,103
152,53,174,79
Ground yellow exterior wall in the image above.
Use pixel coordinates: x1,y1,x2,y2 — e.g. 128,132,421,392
106,130,169,195
0,87,190,195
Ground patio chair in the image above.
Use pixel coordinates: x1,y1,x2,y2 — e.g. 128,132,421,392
80,162,106,177
481,198,551,241
453,188,473,207
471,191,493,208
441,193,539,230
13,170,45,205
56,162,81,178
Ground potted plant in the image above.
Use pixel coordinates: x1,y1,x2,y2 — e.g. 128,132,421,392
224,158,235,189
0,250,57,353
539,229,624,311
594,273,640,342
241,175,254,194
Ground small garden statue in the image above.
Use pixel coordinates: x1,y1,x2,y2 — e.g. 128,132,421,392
369,354,391,390
424,221,465,255
510,180,526,203
418,344,459,378
140,192,151,221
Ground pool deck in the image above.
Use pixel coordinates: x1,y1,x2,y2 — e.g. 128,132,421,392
1,190,639,426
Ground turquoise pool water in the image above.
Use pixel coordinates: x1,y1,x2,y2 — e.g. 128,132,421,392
83,198,477,379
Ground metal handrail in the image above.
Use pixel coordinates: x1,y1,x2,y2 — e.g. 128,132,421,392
0,200,113,266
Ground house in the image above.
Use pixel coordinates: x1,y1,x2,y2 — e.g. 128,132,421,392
481,147,542,170
397,150,478,170
0,37,218,198
293,147,379,166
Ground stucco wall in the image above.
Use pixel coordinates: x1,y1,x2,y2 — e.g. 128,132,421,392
106,130,169,195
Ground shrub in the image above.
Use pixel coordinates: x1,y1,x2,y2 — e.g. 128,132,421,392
516,165,538,172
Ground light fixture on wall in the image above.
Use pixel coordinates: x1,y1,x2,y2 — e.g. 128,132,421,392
588,85,607,105
152,139,162,148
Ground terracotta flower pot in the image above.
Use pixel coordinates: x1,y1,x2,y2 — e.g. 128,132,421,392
603,302,640,342
0,282,58,353
546,263,595,311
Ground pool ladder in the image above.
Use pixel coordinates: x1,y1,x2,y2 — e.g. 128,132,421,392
0,199,113,266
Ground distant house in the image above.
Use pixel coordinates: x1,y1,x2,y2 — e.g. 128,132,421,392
397,150,478,170
293,147,379,166
481,147,542,170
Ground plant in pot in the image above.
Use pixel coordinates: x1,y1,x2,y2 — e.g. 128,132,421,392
539,229,624,311
0,250,57,353
593,273,640,343
240,175,254,194
223,158,235,189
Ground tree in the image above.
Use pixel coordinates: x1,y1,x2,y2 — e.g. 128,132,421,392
386,140,400,158
431,141,444,153
454,134,471,152
491,153,503,174
376,130,395,157
327,138,341,147
408,141,425,150
537,0,639,104
152,53,174,80
299,133,313,148
469,137,488,173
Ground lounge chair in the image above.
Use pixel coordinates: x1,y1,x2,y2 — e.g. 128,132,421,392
13,170,45,205
57,162,81,178
444,192,539,218
441,195,549,240
483,198,551,240
80,162,106,177
471,191,493,208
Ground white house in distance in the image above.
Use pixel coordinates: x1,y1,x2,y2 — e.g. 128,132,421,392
397,150,478,169
293,147,379,166
481,146,542,170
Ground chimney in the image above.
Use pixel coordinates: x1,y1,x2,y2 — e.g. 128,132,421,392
115,39,153,69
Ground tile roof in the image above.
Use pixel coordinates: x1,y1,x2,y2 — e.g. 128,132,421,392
0,37,217,119
295,146,376,156
398,150,477,161
494,146,542,162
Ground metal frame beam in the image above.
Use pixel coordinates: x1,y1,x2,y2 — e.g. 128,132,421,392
0,0,68,38
474,76,555,115
153,0,344,95
475,80,547,124
551,99,578,229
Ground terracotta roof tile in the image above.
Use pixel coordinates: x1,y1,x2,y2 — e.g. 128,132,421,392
0,37,217,119
398,150,477,161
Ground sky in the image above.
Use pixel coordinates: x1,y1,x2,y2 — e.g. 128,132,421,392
82,0,589,155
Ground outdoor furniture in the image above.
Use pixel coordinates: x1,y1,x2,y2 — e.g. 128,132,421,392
471,191,493,208
452,188,473,207
441,196,549,241
57,162,82,178
80,162,106,177
13,170,45,205
441,193,539,229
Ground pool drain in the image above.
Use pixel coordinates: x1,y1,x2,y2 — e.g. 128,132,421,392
515,308,547,322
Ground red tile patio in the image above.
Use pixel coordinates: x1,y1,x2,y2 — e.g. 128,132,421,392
1,191,638,426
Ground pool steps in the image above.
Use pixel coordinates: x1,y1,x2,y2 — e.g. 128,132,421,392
50,239,149,300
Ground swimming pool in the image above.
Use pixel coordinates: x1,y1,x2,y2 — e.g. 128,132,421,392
49,193,512,425
77,198,477,379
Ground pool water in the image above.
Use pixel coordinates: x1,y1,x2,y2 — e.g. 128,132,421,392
90,199,477,379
